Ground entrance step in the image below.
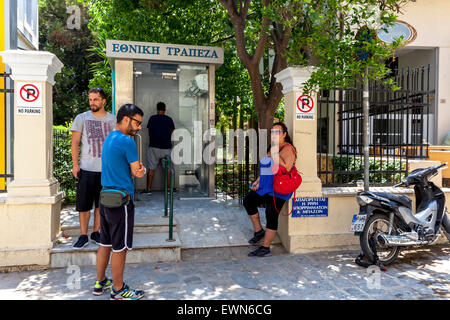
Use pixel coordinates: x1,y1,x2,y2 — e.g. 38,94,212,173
61,216,178,237
51,233,181,268
180,235,286,261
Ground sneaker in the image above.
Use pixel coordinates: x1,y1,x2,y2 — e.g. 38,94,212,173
167,188,177,194
248,229,265,245
140,189,152,195
90,231,101,245
73,235,89,249
110,283,145,300
248,246,272,257
93,277,113,296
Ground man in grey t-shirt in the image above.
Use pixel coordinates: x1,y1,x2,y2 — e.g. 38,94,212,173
70,88,116,249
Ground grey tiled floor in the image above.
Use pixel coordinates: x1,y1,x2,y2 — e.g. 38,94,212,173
0,245,448,300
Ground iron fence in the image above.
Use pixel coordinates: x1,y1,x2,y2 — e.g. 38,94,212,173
318,65,435,187
215,132,259,204
0,72,13,192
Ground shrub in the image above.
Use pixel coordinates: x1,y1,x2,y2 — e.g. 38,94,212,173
53,127,76,203
331,156,407,185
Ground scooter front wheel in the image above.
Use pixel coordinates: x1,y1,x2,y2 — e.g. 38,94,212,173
360,213,400,266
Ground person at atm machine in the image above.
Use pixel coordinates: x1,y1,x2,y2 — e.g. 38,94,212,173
141,102,175,195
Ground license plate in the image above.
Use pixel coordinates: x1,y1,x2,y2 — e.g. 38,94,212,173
350,214,367,232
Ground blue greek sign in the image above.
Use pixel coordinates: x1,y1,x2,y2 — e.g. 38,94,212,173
292,197,328,217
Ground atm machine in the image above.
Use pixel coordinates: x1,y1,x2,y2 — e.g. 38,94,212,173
106,40,223,199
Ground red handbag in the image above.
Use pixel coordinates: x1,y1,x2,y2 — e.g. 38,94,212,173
272,144,302,216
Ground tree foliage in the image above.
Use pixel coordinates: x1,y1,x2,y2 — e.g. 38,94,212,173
86,0,254,129
39,0,101,124
218,0,412,130
84,0,411,131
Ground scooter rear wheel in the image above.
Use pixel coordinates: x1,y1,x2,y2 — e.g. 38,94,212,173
360,213,400,266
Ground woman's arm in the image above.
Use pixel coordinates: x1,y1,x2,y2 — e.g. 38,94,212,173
250,176,260,190
278,145,295,171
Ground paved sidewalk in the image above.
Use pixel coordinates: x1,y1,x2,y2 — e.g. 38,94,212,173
0,245,448,300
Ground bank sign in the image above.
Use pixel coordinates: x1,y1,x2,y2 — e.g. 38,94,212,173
106,40,224,65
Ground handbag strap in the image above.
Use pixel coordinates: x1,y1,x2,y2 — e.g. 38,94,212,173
272,190,296,216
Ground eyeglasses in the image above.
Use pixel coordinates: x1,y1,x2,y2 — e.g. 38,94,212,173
129,117,142,126
271,129,282,134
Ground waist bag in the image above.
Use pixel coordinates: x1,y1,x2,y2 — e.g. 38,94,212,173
100,189,131,208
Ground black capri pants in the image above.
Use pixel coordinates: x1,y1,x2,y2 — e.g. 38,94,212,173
243,190,286,231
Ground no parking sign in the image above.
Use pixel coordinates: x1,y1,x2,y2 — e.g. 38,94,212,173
17,82,43,115
296,93,314,120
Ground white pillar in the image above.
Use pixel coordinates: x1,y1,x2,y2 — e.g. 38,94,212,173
274,67,322,253
0,50,63,268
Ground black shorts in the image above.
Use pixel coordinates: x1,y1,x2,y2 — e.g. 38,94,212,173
99,200,135,252
76,169,102,212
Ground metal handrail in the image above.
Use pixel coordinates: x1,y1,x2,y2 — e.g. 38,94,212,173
135,134,143,163
168,167,175,242
163,156,170,217
133,134,143,202
163,156,175,242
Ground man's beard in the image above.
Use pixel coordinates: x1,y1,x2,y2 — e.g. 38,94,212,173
90,105,101,113
127,122,137,136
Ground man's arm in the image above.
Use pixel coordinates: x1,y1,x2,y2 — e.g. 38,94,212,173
71,131,82,178
130,161,146,178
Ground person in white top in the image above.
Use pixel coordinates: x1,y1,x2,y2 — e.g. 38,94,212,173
70,88,116,249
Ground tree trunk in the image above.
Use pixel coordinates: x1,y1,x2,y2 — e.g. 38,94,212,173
257,106,275,148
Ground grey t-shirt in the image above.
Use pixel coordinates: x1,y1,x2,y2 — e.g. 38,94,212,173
70,111,116,172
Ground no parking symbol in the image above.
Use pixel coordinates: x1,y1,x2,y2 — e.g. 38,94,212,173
17,82,43,115
296,93,314,120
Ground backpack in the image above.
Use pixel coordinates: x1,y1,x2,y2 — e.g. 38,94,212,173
272,143,302,216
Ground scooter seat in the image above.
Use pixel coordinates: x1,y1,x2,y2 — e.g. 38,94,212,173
375,192,412,209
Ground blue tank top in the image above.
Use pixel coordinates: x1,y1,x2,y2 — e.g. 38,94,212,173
256,156,293,201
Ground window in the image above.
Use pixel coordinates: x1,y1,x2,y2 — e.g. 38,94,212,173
17,0,38,49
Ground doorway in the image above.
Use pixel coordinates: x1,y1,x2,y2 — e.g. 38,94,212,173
133,62,210,198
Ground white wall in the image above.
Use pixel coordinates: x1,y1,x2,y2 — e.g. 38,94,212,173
400,0,450,48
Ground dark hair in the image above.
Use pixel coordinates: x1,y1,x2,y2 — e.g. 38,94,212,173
116,104,144,123
156,101,166,111
272,122,297,158
89,87,107,100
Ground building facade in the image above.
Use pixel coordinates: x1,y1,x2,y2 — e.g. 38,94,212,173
396,0,450,145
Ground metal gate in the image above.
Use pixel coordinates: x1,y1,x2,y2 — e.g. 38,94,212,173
317,65,435,187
